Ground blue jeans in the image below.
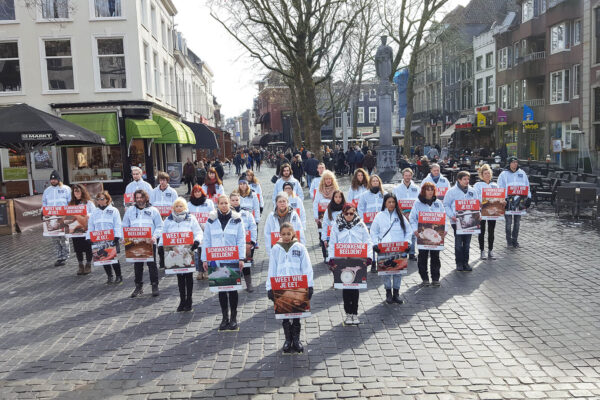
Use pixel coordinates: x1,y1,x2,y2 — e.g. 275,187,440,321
505,215,521,244
409,234,416,255
382,274,402,289
452,224,472,267
306,174,315,189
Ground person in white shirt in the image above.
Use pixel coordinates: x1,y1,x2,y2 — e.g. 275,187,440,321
370,193,413,304
346,168,369,207
150,171,178,269
42,170,72,266
124,167,152,203
237,176,261,223
266,222,314,353
264,192,306,256
272,163,304,204
309,162,326,200
188,185,215,280
230,192,258,293
327,203,372,325
357,174,385,273
313,170,339,260
283,182,307,228
245,170,264,214
497,157,531,248
421,163,450,201
68,184,96,276
473,164,504,260
393,168,420,261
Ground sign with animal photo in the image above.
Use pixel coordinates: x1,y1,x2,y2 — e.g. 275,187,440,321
206,246,242,292
42,206,66,237
123,227,154,262
317,202,328,230
376,242,409,276
270,275,311,319
481,188,506,220
163,231,195,274
123,193,134,207
416,212,445,250
455,199,481,235
506,186,529,215
398,199,415,218
330,258,368,289
90,229,117,266
63,205,88,238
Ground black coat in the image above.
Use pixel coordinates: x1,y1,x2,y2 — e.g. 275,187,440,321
291,160,304,181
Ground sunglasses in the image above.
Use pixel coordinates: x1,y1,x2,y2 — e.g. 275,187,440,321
343,212,355,216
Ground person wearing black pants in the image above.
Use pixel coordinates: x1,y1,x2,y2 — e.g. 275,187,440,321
103,260,123,285
219,291,238,328
133,257,158,292
342,290,359,318
177,273,194,311
69,184,96,276
478,220,496,258
417,250,440,285
73,237,93,275
474,164,502,260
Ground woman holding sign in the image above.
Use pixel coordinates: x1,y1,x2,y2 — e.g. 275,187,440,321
201,195,246,331
245,170,264,214
161,197,202,312
264,192,306,256
188,185,215,280
346,168,369,207
370,193,412,304
327,203,372,324
313,170,339,260
357,174,385,273
87,191,123,285
283,182,307,228
237,176,261,223
68,184,95,276
321,190,346,253
266,223,314,353
409,182,447,287
474,164,504,260
230,192,257,292
497,157,531,248
202,167,224,203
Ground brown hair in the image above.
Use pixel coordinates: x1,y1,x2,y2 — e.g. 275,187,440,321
95,190,112,204
134,189,150,204
351,168,369,190
457,171,470,181
245,170,259,184
157,171,170,182
237,181,252,197
69,184,91,205
327,190,346,220
419,181,436,197
206,167,223,185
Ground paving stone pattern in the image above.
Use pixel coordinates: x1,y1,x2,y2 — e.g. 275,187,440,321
0,166,599,399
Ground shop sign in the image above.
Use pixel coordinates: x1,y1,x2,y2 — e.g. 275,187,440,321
476,106,490,112
2,167,28,181
456,123,473,129
524,122,539,130
21,133,53,141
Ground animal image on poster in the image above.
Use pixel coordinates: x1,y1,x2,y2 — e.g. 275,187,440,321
416,212,445,250
206,246,242,292
90,229,117,266
330,258,368,289
317,202,328,230
481,188,506,220
270,275,311,319
398,199,415,218
376,242,409,275
163,231,195,274
63,205,88,238
42,206,66,237
123,227,154,262
455,199,481,235
506,186,529,215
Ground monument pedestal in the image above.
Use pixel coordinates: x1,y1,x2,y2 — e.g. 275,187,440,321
376,145,397,183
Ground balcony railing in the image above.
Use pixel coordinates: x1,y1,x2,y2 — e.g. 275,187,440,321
518,98,545,108
523,51,546,62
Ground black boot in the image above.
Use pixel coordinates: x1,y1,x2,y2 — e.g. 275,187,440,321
219,310,229,331
292,322,303,353
130,284,143,298
244,274,254,293
282,321,293,353
183,296,192,312
151,283,159,297
228,309,238,330
392,289,404,304
385,289,393,304
177,295,185,312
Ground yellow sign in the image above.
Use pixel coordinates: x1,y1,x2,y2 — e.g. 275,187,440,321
523,122,539,130
477,112,486,127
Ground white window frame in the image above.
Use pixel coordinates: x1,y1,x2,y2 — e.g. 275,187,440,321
140,0,148,29
0,39,23,95
163,60,168,104
153,51,160,99
550,69,570,104
368,106,377,123
92,34,130,92
369,88,376,101
143,41,151,95
150,3,157,39
39,36,77,94
89,0,124,20
357,107,364,123
550,22,568,54
498,47,508,71
0,0,17,23
573,64,580,99
359,91,364,101
475,56,483,72
334,114,342,129
486,76,494,103
485,52,493,69
476,78,483,105
161,18,168,49
169,66,174,105
573,19,581,46
37,0,71,22
498,85,508,109
522,0,534,23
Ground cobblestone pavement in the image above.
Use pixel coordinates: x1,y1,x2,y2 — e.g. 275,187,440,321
1,166,600,399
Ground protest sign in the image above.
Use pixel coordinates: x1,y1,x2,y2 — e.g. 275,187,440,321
506,186,529,215
63,205,87,238
481,188,506,220
163,231,195,274
330,258,368,289
455,199,481,234
42,206,66,237
416,212,445,250
123,227,154,262
376,242,409,275
90,229,116,266
207,246,242,292
270,275,311,319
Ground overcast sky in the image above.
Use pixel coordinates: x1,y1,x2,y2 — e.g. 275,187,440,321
172,0,469,120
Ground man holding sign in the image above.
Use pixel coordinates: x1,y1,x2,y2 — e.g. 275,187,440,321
498,157,531,248
42,170,71,266
421,163,450,201
124,167,152,208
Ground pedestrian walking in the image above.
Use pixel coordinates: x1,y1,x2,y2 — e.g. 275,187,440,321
87,191,123,285
188,185,215,280
237,176,261,223
272,163,304,204
393,168,420,260
151,172,178,269
201,195,246,331
303,152,319,190
160,197,202,311
42,170,71,266
444,171,478,271
291,154,304,186
69,184,95,275
264,192,306,256
266,222,314,353
230,192,257,292
283,182,307,228
309,162,326,200
183,158,196,195
213,159,225,180
327,203,372,324
421,163,450,200
370,193,412,304
363,150,376,175
195,161,207,187
122,189,164,297
474,164,504,260
357,174,385,273
497,157,531,248
347,168,369,207
313,170,339,260
202,167,225,204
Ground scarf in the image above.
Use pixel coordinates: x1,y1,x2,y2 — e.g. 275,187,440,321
98,205,107,210
432,175,440,184
321,184,335,199
205,177,217,196
370,186,380,194
233,206,241,212
336,212,360,231
277,237,298,251
190,196,206,206
418,194,436,206
276,206,292,225
217,209,232,230
172,211,187,223
458,183,468,194
328,201,344,220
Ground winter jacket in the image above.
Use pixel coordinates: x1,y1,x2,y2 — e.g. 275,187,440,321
239,192,261,222
159,212,203,246
421,173,450,199
249,182,264,208
321,210,341,242
288,196,307,227
42,184,71,207
347,186,368,206
312,192,332,220
304,157,319,176
408,198,446,233
125,179,153,197
263,209,306,255
370,209,413,245
443,184,479,222
188,199,215,228
200,210,246,261
497,168,531,198
393,181,420,200
266,241,314,290
272,177,304,204
239,209,258,244
122,204,164,240
309,176,321,199
363,154,376,170
150,185,178,207
327,219,373,262
357,190,385,226
473,181,499,201
201,183,224,200
292,160,304,181
87,205,123,240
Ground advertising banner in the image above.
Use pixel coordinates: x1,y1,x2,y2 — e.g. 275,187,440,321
455,199,481,235
123,227,154,262
376,242,409,276
270,275,311,319
330,258,368,289
42,206,66,237
90,229,116,266
506,186,529,215
63,205,88,238
481,188,506,220
416,212,445,250
163,231,195,274
13,195,43,232
167,162,182,188
207,246,242,292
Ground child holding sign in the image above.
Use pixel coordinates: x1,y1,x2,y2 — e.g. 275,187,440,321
327,204,372,325
267,223,314,353
370,193,413,304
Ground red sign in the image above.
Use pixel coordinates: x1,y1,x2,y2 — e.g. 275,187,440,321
156,206,171,217
327,225,332,237
351,199,358,208
436,187,448,198
124,193,134,206
162,231,193,246
363,212,377,223
508,186,529,196
192,212,209,224
295,208,301,217
318,202,328,212
90,229,114,242
313,189,317,198
245,230,251,243
483,188,506,198
206,246,240,261
270,274,308,290
398,199,415,213
270,231,301,246
123,226,151,238
64,205,87,216
455,199,480,211
378,242,409,254
333,243,368,258
476,105,490,112
456,122,473,129
256,193,261,203
42,206,65,216
418,211,445,225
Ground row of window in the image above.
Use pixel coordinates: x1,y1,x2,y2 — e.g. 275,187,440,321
334,107,378,127
140,0,173,51
358,89,377,102
0,0,123,21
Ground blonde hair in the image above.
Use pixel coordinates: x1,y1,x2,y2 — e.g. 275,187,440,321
216,194,229,204
368,174,384,194
318,170,338,193
172,197,188,211
478,163,493,180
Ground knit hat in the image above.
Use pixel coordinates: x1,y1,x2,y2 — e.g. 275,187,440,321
49,170,61,181
238,175,248,184
507,156,518,164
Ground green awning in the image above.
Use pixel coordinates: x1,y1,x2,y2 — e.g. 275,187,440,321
125,118,162,142
62,113,119,145
153,115,196,145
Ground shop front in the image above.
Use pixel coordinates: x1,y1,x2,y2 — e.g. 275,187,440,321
152,114,195,176
0,146,59,197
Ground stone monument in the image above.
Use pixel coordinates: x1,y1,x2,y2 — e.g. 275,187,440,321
374,36,397,182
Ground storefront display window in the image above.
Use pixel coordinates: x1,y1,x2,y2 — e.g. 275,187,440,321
1,148,27,181
67,145,123,183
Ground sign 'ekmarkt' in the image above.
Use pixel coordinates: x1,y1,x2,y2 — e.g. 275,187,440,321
21,133,54,141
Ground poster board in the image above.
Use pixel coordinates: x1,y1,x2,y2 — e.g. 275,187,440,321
270,275,311,319
330,258,368,289
435,187,448,200
42,206,66,237
455,199,481,235
63,205,88,238
167,162,182,188
376,242,409,276
481,188,506,220
206,246,242,292
90,229,117,266
163,231,195,274
270,231,301,247
506,186,529,215
123,227,154,262
398,199,415,218
416,212,445,250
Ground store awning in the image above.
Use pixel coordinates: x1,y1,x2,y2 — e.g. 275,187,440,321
183,121,219,150
153,115,196,145
440,123,455,139
125,118,162,142
62,113,119,145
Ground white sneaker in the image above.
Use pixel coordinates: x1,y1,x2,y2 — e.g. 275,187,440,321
352,314,360,325
480,251,487,260
488,250,496,260
344,314,353,325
